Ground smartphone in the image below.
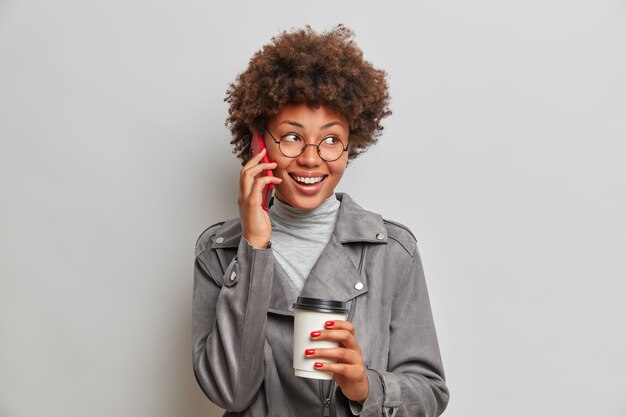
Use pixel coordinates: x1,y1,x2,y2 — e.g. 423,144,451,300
249,132,275,211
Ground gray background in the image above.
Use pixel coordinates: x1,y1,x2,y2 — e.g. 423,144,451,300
1,0,625,416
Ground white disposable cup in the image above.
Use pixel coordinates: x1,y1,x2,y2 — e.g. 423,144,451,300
292,297,349,380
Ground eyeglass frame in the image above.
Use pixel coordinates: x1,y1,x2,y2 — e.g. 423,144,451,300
263,126,349,162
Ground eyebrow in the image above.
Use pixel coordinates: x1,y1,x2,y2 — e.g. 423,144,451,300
277,120,346,130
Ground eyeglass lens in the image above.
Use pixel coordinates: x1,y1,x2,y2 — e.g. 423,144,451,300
279,136,345,162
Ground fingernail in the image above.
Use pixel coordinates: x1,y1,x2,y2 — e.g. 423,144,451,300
325,321,335,327
305,349,315,355
310,331,321,338
314,362,324,368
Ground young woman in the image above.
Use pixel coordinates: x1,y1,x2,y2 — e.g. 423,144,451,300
192,25,449,417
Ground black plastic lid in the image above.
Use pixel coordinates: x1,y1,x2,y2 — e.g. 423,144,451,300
292,297,348,314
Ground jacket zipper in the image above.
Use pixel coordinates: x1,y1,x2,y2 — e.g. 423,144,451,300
321,289,360,416
323,395,331,416
320,379,334,416
321,243,366,416
321,379,335,417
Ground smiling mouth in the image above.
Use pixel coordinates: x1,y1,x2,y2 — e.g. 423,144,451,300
289,174,327,185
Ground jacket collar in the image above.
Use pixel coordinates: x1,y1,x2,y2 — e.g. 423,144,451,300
211,192,388,249
332,193,388,244
211,192,388,316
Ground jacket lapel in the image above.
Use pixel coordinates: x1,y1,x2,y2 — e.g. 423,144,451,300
299,193,388,302
298,231,367,302
267,260,300,315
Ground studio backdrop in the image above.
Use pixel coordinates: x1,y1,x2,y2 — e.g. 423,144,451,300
1,1,625,416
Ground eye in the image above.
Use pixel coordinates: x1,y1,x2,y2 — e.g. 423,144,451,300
281,133,302,143
322,136,341,145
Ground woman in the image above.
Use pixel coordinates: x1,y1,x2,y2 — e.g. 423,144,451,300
192,25,449,417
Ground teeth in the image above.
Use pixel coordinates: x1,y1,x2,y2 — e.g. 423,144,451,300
294,176,324,184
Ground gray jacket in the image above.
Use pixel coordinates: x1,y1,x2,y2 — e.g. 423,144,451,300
192,193,449,417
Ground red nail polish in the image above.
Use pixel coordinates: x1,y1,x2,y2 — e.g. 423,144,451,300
310,331,321,338
325,321,335,327
314,362,323,368
305,349,315,355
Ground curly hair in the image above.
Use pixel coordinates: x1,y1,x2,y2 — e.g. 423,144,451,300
224,24,392,165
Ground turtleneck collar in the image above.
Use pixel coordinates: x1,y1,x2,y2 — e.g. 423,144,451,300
269,193,340,226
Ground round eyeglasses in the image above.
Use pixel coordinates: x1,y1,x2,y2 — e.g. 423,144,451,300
264,127,349,162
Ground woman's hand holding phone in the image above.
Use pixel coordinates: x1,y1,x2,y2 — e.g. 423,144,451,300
238,147,282,249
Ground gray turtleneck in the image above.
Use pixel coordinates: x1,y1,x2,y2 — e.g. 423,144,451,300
268,193,341,295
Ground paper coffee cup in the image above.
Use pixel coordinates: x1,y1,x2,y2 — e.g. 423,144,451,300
292,297,349,380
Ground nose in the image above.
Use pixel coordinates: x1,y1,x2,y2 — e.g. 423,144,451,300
296,143,322,167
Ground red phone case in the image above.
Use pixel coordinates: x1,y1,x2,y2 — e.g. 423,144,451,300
249,133,275,211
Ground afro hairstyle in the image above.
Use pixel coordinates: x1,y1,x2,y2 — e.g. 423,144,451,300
224,24,392,165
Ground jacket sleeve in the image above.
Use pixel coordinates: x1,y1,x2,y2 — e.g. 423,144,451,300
192,233,274,412
359,246,450,417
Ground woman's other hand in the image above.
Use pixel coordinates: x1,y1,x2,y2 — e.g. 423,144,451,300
238,147,282,249
307,320,369,404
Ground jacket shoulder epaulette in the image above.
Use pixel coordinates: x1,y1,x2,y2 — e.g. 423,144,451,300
383,218,418,257
195,221,226,256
